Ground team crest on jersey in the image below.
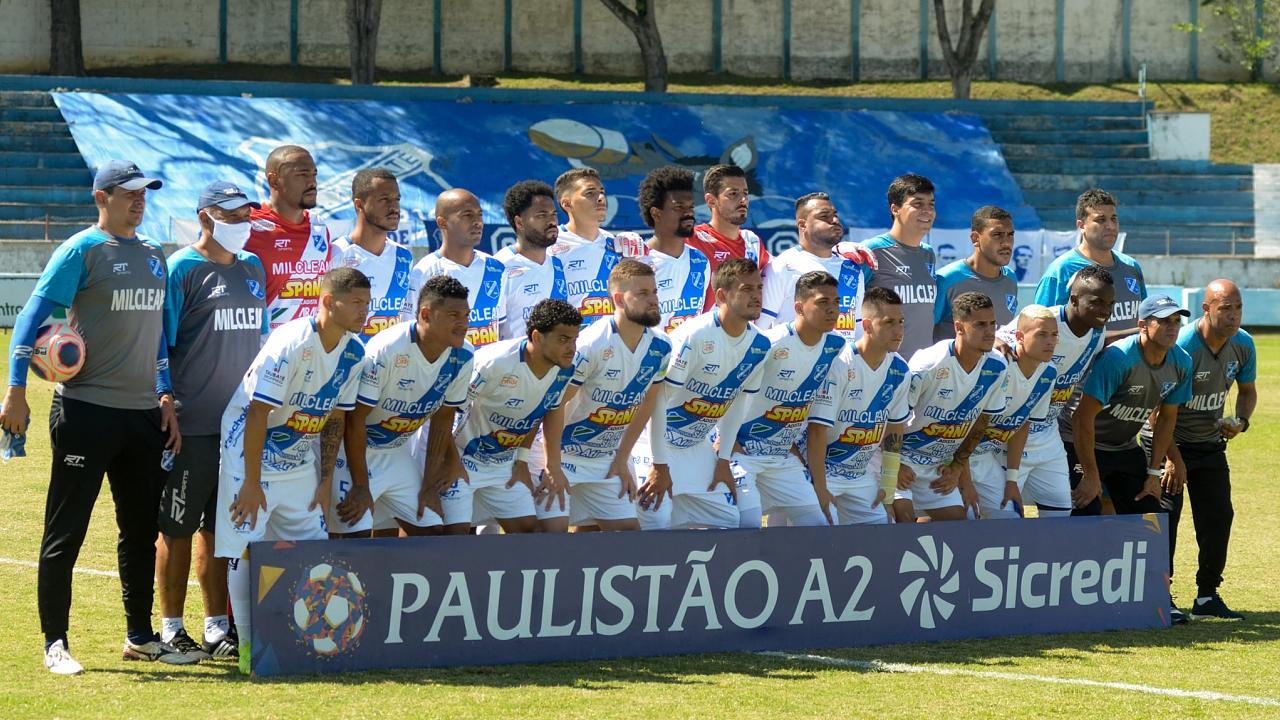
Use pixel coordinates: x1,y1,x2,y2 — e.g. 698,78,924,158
702,341,716,354
735,363,755,381
926,263,935,275
311,232,327,253
934,368,950,380
484,281,500,299
1125,277,1140,294
246,279,265,300
500,374,519,387
847,369,856,380
1160,380,1176,398
147,257,164,279
773,349,789,360
602,348,614,360
554,277,567,297
692,271,705,289
1225,360,1239,380
394,354,410,368
1005,294,1018,315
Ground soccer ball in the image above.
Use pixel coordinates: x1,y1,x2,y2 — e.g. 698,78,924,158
30,323,85,383
291,562,367,656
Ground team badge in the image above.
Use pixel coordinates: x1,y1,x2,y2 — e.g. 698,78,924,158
702,341,716,354
484,281,500,299
1125,277,1141,295
935,368,950,380
394,353,410,368
311,232,327,253
602,348,614,360
246,279,265,299
1159,381,1176,398
1005,294,1018,315
692,271,705,289
1225,360,1239,380
147,256,164,279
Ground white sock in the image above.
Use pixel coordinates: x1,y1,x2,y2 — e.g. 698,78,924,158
161,617,185,643
227,557,251,651
204,615,230,644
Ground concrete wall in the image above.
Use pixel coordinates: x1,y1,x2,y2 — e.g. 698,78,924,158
0,0,1271,81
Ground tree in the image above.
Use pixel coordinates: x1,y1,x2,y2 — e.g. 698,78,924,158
50,0,85,76
1176,0,1280,81
598,0,668,93
347,0,383,85
932,0,996,100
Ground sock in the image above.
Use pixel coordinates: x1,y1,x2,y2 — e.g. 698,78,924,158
204,615,229,644
161,616,185,643
1035,506,1073,519
126,629,155,645
1196,595,1213,604
227,556,251,674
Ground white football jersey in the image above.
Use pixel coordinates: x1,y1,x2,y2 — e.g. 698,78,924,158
637,244,711,334
221,316,365,474
973,359,1057,456
405,249,506,347
561,319,671,473
331,236,414,340
731,324,845,457
760,247,872,340
809,344,912,482
354,322,474,452
658,311,772,453
494,246,568,340
901,340,1008,467
454,338,575,482
549,226,622,327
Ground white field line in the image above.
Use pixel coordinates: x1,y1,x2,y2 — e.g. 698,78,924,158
761,652,1280,708
0,556,199,585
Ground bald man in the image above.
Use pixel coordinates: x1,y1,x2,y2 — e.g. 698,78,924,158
245,145,332,329
1149,279,1256,620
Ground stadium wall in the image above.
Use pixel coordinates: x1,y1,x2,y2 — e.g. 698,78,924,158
0,0,1273,82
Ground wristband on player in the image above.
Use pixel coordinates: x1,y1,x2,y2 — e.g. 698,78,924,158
1005,468,1019,485
880,452,901,494
515,447,530,463
1145,467,1163,478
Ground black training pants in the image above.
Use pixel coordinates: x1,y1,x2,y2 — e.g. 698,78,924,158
1164,441,1234,598
39,394,167,644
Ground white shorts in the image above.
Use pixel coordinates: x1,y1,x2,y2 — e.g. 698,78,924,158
214,463,327,559
970,451,1021,520
441,468,538,523
568,481,637,526
899,461,963,511
631,446,672,530
1020,435,1073,514
671,491,741,529
329,447,441,533
732,454,824,527
829,474,891,525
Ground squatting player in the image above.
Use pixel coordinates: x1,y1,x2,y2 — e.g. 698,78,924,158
720,270,845,526
934,205,1019,342
327,276,474,538
808,287,911,525
217,268,369,673
550,167,623,325
331,167,413,340
649,258,771,529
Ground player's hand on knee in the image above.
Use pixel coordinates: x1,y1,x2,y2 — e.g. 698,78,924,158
230,481,268,529
508,460,535,494
1001,482,1024,516
897,463,915,490
337,483,373,524
538,467,569,512
1161,459,1186,495
1072,470,1101,508
959,476,980,518
608,456,636,501
640,464,673,510
932,462,961,493
708,459,738,503
1136,474,1161,502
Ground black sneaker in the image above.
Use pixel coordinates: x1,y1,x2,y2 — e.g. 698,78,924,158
1190,594,1245,620
168,629,211,662
1169,601,1189,625
122,634,200,665
202,627,239,660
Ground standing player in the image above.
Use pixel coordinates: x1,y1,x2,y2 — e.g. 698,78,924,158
968,305,1058,520
934,206,1019,342
760,193,872,341
808,288,911,525
404,188,506,348
857,173,940,359
547,260,670,531
649,258,771,529
217,268,369,673
156,181,266,662
1035,188,1146,337
2,161,187,674
550,168,623,325
897,292,1009,522
331,168,412,340
496,180,568,339
997,265,1112,519
445,300,581,534
328,276,474,538
245,144,331,331
720,271,845,526
685,164,769,307
1158,280,1256,620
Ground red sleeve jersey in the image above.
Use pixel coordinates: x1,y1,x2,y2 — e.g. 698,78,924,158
684,223,770,310
245,205,332,330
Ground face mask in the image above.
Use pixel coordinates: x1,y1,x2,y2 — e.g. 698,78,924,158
210,217,251,253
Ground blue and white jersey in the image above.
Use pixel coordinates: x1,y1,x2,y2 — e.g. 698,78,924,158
1034,247,1147,333
560,319,671,474
809,344,911,483
933,260,1018,342
331,236,413,340
658,311,771,452
453,338,575,482
549,226,621,326
731,324,845,457
354,322,473,452
221,316,365,474
494,245,568,340
405,249,506,347
640,244,711,334
1082,335,1192,451
760,247,871,340
973,360,1057,456
901,340,1008,467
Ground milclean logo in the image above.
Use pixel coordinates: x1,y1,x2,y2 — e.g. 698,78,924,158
898,536,959,629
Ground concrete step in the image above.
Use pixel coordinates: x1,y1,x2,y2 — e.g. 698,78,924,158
1124,237,1253,255
0,91,56,107
0,135,80,153
0,151,86,169
0,167,92,185
1006,157,1253,175
0,202,97,221
1012,172,1253,192
1022,188,1255,208
0,219,91,241
1001,143,1149,159
1122,222,1253,240
0,120,70,136
990,129,1150,145
0,185,92,204
983,115,1145,132
1038,205,1254,225
0,106,64,122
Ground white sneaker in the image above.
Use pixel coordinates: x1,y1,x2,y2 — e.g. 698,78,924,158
122,635,200,665
44,640,84,675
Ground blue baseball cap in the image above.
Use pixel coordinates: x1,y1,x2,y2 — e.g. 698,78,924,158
197,181,261,211
1138,294,1190,320
92,160,162,192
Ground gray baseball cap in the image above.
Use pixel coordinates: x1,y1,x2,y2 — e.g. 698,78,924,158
93,160,163,192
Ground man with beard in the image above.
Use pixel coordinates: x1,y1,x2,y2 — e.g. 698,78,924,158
686,164,769,309
761,192,872,340
934,206,1020,342
331,168,413,341
245,145,332,330
541,259,670,531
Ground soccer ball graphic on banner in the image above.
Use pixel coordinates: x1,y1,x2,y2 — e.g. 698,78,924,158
291,563,368,656
30,323,85,383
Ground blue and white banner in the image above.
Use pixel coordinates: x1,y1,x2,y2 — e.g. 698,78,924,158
249,515,1168,677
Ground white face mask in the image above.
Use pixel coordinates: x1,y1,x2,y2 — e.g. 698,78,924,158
210,217,251,253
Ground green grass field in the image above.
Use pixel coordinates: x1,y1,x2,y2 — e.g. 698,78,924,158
2,329,1279,719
